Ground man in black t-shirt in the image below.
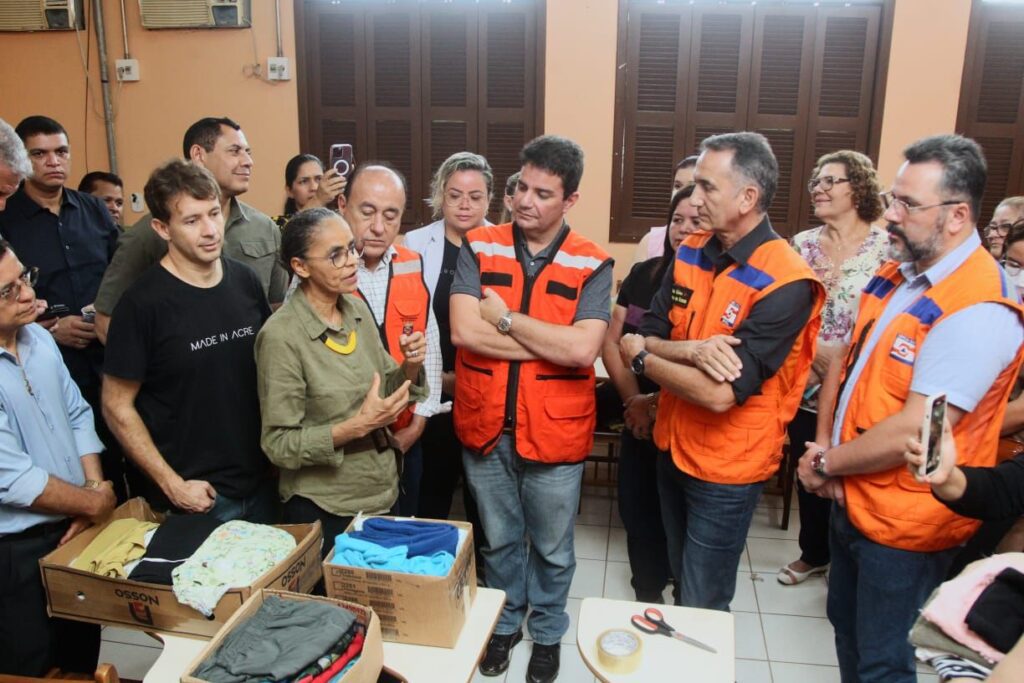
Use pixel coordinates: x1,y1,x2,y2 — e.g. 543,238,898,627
102,160,275,522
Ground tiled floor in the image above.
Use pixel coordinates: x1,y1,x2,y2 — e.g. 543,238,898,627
98,475,942,682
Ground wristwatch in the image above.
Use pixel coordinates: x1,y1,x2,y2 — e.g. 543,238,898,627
496,312,513,335
630,350,650,376
82,479,101,490
811,449,829,478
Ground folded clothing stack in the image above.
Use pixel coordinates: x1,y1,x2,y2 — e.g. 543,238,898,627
173,521,296,617
128,514,222,584
332,518,458,577
193,596,365,683
68,518,159,578
911,553,1024,680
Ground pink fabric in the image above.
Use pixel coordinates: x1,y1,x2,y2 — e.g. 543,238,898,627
646,225,667,259
922,553,1024,664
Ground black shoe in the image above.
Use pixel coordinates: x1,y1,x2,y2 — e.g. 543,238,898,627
479,629,523,676
527,642,561,683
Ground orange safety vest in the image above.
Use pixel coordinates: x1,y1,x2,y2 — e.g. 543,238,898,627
839,246,1024,551
652,232,824,484
357,244,430,431
454,223,612,463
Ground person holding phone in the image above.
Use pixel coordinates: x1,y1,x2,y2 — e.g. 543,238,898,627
340,163,443,516
797,135,1024,682
274,153,347,228
904,413,1024,521
0,116,124,499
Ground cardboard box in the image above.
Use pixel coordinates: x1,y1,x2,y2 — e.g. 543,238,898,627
40,498,323,638
323,517,477,647
181,589,383,683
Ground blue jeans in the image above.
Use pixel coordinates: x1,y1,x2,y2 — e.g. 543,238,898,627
398,441,423,516
656,454,763,610
827,504,956,683
206,477,280,524
462,435,583,645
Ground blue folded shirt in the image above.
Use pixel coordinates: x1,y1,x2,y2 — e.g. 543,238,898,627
332,534,454,576
347,518,458,557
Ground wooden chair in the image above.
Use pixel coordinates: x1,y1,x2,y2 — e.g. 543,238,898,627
763,441,796,531
0,663,119,683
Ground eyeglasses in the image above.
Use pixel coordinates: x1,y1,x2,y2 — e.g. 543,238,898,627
306,243,360,269
443,191,489,208
807,176,850,193
880,191,964,215
986,221,1015,237
1003,259,1023,277
0,267,38,301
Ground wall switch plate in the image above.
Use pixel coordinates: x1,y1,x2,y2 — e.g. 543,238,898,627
267,56,290,81
130,192,144,213
116,59,140,82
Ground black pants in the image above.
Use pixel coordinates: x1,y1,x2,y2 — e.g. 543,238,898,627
789,408,832,567
617,431,673,602
0,520,100,676
416,411,488,566
283,495,357,562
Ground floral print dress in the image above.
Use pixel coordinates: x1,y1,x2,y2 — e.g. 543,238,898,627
791,224,890,411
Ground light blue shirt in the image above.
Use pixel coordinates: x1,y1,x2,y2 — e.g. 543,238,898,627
832,232,1023,446
0,323,104,535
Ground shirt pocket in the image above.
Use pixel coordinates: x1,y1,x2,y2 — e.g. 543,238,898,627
235,239,278,279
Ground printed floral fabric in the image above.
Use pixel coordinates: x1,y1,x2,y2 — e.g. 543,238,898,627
791,225,889,411
172,521,296,617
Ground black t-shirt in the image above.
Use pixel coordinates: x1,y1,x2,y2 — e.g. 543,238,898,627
104,257,272,510
435,237,461,373
617,258,663,394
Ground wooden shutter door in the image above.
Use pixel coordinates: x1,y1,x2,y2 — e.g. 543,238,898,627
301,4,367,168
610,3,690,241
478,1,539,222
421,1,479,222
365,1,424,226
797,6,881,228
746,6,816,236
684,6,754,156
957,5,1024,225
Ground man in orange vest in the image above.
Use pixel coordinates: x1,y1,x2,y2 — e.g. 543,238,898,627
620,132,824,611
450,136,613,683
798,134,1024,682
341,164,443,516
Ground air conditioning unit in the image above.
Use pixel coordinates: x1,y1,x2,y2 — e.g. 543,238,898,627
139,0,251,30
0,0,84,32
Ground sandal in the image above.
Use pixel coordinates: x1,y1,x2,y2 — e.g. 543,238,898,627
777,561,829,585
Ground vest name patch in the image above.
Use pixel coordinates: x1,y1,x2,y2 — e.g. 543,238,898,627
671,285,693,308
721,300,741,328
890,333,916,365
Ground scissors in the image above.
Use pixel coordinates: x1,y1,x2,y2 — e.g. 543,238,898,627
630,607,718,654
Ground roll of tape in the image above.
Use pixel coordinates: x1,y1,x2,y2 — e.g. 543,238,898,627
596,628,642,674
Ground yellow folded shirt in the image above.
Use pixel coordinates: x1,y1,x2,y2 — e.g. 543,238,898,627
69,518,159,578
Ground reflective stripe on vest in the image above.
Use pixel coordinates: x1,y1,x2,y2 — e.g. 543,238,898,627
357,244,430,431
454,223,611,463
652,232,825,484
839,247,1024,551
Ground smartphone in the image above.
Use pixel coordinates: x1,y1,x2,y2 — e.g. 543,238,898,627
919,393,948,477
329,143,354,178
37,303,70,321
